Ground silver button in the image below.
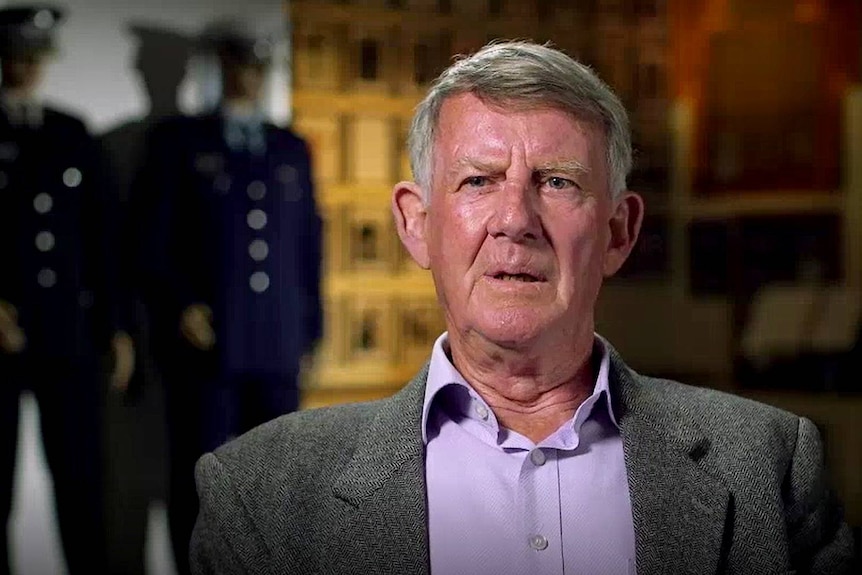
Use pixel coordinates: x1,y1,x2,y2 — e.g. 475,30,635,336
247,209,267,230
0,171,7,189
35,231,55,252
529,535,548,551
475,403,489,421
249,271,270,293
248,239,269,261
284,185,303,202
63,167,83,188
276,164,296,183
34,9,55,29
213,173,232,194
530,449,546,467
33,193,53,214
247,180,267,201
78,290,94,309
37,268,57,288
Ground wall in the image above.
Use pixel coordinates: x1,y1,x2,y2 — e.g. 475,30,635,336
5,0,288,133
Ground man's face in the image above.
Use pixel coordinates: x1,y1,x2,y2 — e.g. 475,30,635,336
394,93,642,350
1,52,48,92
223,57,266,100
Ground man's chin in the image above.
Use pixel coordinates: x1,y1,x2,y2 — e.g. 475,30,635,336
471,312,551,349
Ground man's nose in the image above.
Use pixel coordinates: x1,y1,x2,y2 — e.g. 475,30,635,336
487,180,542,242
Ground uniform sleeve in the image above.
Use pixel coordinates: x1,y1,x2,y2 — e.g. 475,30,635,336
191,453,267,575
298,139,323,352
80,123,128,345
784,416,857,573
132,120,207,328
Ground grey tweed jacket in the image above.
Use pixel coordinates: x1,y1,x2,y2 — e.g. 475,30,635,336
190,346,856,574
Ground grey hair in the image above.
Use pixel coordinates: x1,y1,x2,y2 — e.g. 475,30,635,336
407,40,632,200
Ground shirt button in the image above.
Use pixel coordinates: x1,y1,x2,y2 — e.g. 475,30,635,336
247,180,267,201
249,271,270,293
33,193,53,214
475,403,489,421
37,268,57,288
247,208,267,230
529,534,548,551
529,448,546,467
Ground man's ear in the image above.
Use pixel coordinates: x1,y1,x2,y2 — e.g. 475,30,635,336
603,191,644,277
391,181,430,269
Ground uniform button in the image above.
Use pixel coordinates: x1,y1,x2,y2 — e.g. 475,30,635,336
33,193,53,214
213,173,232,194
530,449,546,467
249,271,270,293
247,209,267,230
276,164,296,183
35,230,55,252
34,8,56,29
529,535,548,551
37,268,57,288
0,171,7,189
247,180,267,201
78,290,94,309
248,239,269,261
62,167,82,188
283,185,303,202
475,403,489,421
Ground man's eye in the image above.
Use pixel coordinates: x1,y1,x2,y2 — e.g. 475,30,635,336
546,176,574,190
464,176,488,187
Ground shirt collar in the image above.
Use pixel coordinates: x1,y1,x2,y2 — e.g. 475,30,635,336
0,95,44,128
421,332,619,445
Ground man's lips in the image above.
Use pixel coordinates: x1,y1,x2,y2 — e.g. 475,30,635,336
486,268,548,282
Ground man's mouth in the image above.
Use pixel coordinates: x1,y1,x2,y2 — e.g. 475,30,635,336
491,272,544,282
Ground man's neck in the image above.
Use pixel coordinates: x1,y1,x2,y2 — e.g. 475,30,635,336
447,329,597,443
222,97,259,119
0,86,37,104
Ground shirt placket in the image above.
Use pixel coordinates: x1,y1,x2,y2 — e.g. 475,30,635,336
519,446,564,575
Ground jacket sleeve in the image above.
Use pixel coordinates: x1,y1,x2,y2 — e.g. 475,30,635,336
784,416,857,574
191,452,268,575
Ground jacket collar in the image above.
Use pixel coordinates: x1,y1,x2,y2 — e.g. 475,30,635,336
331,344,729,575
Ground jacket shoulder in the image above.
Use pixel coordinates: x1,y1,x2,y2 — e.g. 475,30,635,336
631,374,802,463
212,398,386,482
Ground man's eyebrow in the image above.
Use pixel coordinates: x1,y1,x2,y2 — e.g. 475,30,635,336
534,160,590,175
445,156,506,179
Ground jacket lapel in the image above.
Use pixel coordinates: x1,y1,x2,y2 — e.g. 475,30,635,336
329,366,430,575
609,347,731,575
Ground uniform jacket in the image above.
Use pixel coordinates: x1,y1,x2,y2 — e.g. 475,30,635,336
191,344,856,575
0,105,119,360
138,112,322,377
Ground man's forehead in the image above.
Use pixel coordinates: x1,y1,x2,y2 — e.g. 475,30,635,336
438,92,603,128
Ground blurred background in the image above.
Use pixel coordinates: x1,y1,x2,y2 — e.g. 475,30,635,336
4,0,861,573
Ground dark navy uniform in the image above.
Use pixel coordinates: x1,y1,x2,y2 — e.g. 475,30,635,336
137,110,322,573
98,22,193,575
0,7,118,575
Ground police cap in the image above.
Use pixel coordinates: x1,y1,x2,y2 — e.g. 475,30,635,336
199,18,277,67
0,4,65,57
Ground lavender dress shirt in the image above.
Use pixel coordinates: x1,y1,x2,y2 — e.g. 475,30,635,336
423,334,637,575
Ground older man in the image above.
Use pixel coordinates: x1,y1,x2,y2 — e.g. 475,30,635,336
190,41,855,574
